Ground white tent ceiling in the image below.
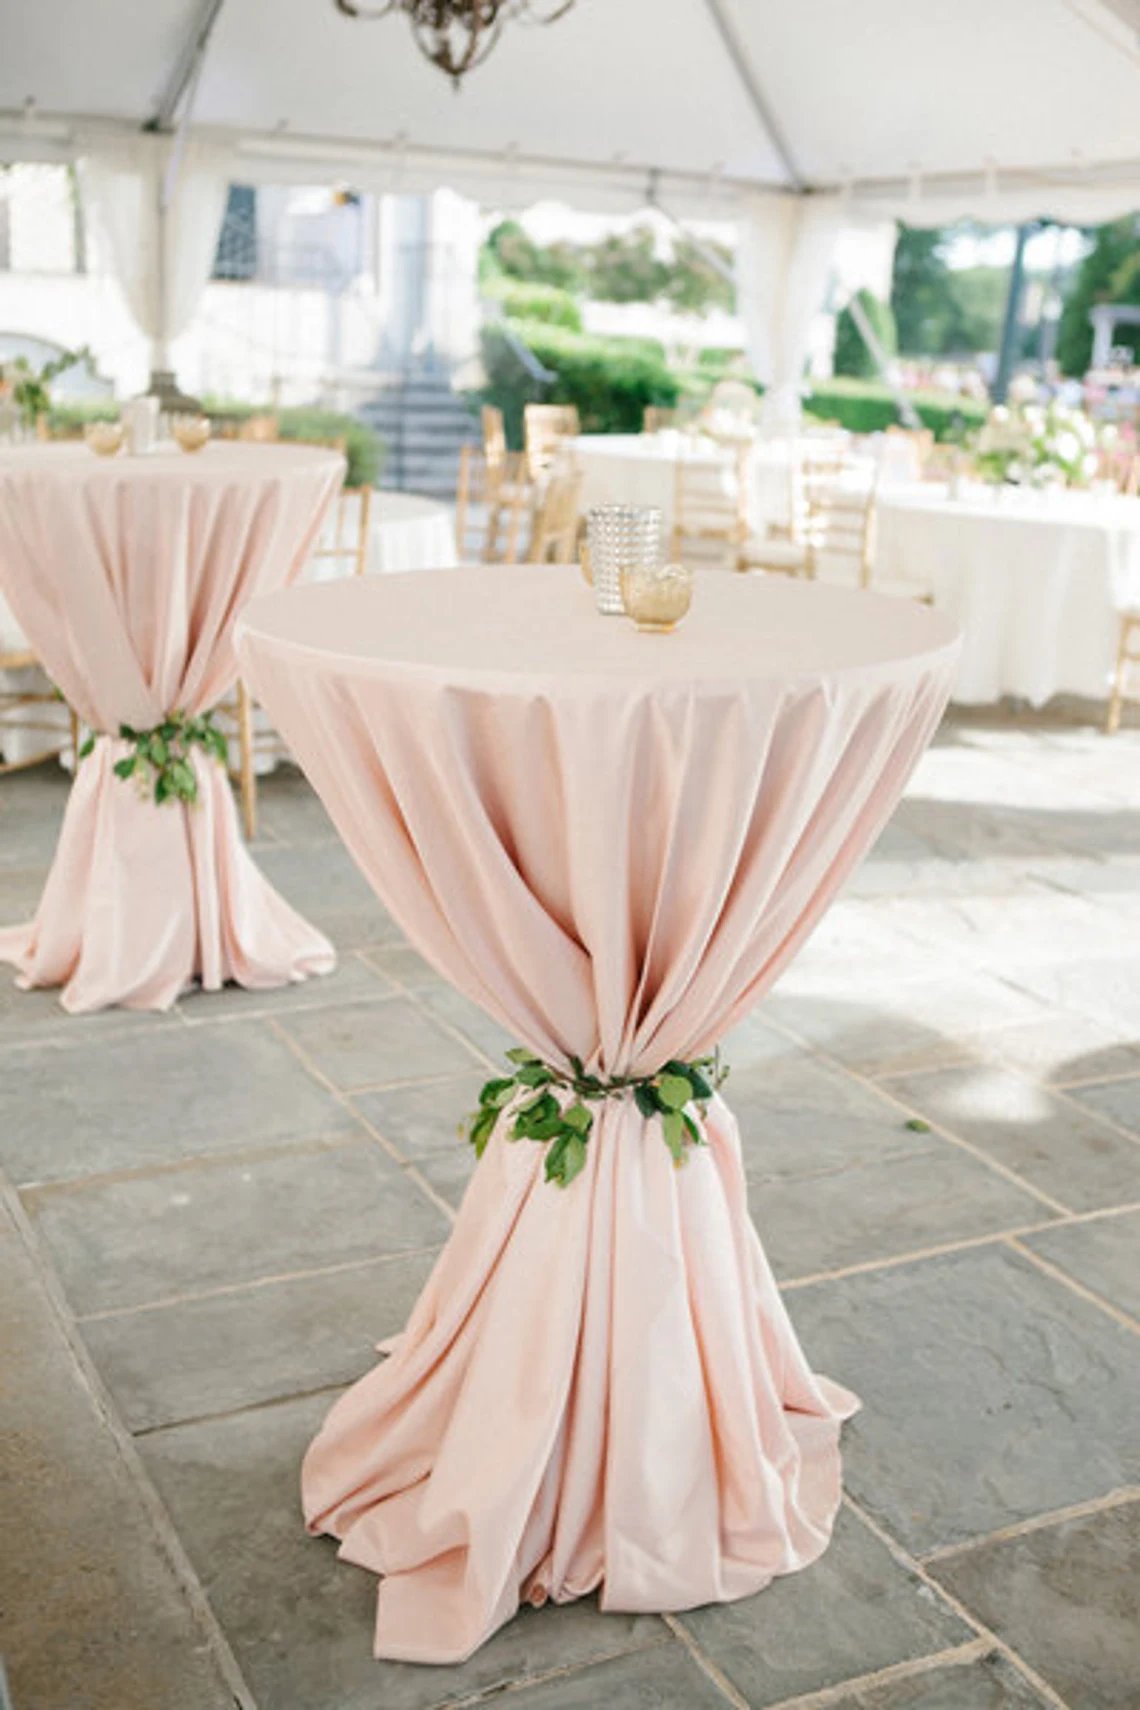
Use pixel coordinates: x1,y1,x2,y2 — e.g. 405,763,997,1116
1,0,1139,219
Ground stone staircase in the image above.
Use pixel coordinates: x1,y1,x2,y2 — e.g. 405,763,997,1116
361,372,480,499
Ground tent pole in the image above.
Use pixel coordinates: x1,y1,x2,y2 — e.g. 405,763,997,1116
700,0,805,191
846,289,922,430
145,0,227,135
993,221,1034,403
146,0,226,405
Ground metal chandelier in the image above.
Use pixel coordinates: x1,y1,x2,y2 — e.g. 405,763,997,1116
333,0,578,85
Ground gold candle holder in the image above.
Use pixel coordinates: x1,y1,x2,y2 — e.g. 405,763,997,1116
621,561,693,633
84,420,124,457
173,414,211,454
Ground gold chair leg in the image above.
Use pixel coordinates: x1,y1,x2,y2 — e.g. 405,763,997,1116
236,679,257,840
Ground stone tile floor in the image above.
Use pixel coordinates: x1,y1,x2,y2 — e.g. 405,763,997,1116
1,707,1138,1710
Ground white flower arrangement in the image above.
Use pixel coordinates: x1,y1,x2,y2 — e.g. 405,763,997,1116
974,395,1107,490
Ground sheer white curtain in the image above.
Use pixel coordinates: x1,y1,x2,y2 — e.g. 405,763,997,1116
80,134,231,372
736,192,844,435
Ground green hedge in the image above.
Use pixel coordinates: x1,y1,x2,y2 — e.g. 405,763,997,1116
204,403,384,488
480,320,681,442
485,277,583,331
802,378,986,442
48,400,384,487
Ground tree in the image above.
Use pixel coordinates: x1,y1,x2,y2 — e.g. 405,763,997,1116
891,225,956,355
833,289,898,378
662,235,735,315
483,219,584,292
585,226,669,303
1055,216,1140,375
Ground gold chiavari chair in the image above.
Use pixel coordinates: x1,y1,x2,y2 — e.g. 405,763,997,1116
482,403,508,465
643,406,677,434
528,472,582,564
456,444,531,562
524,403,580,482
671,444,811,576
1100,448,1140,496
1106,610,1140,734
236,413,280,443
0,600,73,776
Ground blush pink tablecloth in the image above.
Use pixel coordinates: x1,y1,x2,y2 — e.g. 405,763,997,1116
0,441,344,1011
236,567,960,1664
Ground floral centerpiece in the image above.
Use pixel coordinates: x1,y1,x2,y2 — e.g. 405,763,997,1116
0,346,91,430
973,379,1104,489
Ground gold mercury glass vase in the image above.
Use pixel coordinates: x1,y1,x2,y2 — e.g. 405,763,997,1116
621,561,694,633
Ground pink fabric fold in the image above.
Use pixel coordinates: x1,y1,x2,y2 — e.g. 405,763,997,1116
237,568,959,1662
0,443,344,1011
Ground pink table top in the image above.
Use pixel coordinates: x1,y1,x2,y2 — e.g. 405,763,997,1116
239,563,960,693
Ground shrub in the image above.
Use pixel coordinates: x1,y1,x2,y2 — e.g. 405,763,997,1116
833,290,898,379
479,320,680,443
203,402,384,488
485,277,583,332
804,377,986,442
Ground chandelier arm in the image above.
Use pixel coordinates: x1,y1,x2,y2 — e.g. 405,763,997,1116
334,0,576,82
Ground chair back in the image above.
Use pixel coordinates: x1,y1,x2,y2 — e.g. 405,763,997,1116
524,403,579,481
671,444,748,569
456,444,531,562
237,413,280,443
528,472,582,564
800,459,877,588
481,404,508,468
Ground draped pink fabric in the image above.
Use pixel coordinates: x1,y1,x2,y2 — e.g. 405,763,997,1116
237,568,959,1664
0,442,343,1011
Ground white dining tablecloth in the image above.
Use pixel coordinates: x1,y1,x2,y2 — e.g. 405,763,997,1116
367,492,457,575
568,431,853,534
876,483,1140,705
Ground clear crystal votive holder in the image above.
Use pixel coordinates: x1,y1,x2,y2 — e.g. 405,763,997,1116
585,505,663,616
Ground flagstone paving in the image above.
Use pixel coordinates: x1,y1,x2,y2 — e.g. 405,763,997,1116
1,706,1138,1710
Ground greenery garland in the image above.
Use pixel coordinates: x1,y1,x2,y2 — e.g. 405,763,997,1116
78,709,229,806
466,1047,729,1187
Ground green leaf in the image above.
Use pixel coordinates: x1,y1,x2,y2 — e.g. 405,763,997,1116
112,756,136,780
154,773,170,804
557,1131,588,1186
470,1107,498,1158
160,721,178,740
657,1073,692,1112
478,1077,517,1109
505,1047,541,1066
904,1118,932,1133
562,1102,592,1135
148,736,168,766
634,1084,660,1120
661,1109,687,1164
682,1111,702,1146
686,1068,714,1102
513,1091,559,1139
118,723,137,740
516,1063,553,1088
78,735,95,759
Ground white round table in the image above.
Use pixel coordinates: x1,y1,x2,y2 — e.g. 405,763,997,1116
368,492,457,575
876,483,1140,705
569,431,852,534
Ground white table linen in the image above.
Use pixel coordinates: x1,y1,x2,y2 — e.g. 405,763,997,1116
568,432,851,535
876,484,1140,705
